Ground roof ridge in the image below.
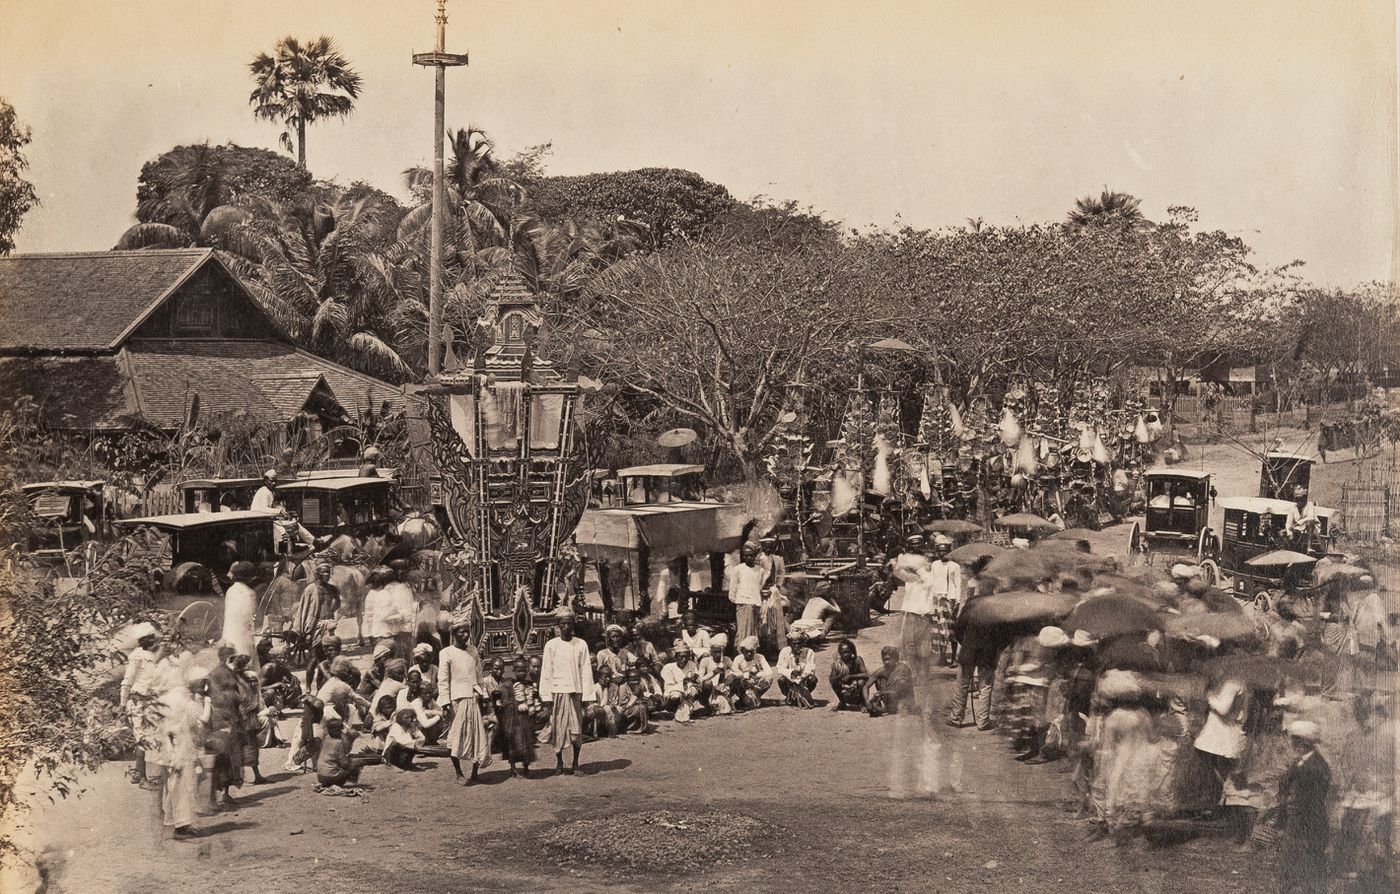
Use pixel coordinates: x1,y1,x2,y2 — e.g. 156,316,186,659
0,248,212,260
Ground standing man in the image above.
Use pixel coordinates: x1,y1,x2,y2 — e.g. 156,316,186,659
295,559,340,647
382,560,418,662
726,544,766,649
437,622,491,785
119,625,163,787
251,470,279,512
222,562,260,663
538,607,595,775
925,536,964,667
1276,720,1331,894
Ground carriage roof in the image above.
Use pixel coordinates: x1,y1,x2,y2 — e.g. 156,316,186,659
1220,496,1337,518
1264,451,1314,463
616,463,706,479
22,480,105,493
275,476,395,493
113,510,275,531
1144,469,1212,481
178,477,262,490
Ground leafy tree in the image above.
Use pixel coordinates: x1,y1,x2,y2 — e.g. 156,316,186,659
248,36,362,170
400,127,525,256
525,168,736,250
116,143,313,251
0,97,39,256
556,235,888,480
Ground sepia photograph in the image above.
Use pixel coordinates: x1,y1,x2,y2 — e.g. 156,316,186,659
0,1,1396,891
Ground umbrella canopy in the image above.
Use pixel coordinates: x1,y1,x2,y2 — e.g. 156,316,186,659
924,519,983,535
995,512,1060,532
1047,527,1100,543
949,542,1007,564
1200,654,1295,689
1065,595,1165,638
1165,611,1263,644
982,550,1052,584
1035,545,1115,575
1312,559,1369,585
961,590,1080,628
657,427,698,448
1246,550,1318,568
1097,638,1167,673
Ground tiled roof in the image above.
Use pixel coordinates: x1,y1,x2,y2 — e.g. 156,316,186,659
0,249,214,351
126,340,407,425
0,354,140,430
249,372,328,417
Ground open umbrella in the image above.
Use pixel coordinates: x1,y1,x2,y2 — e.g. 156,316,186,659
995,512,1060,532
1200,654,1294,689
1097,638,1167,672
1312,558,1369,585
961,590,1080,628
1038,537,1093,554
1165,611,1263,644
1246,550,1318,568
924,519,983,535
657,428,698,448
1035,545,1115,575
1065,595,1165,639
949,542,1006,564
1047,527,1100,543
982,550,1052,585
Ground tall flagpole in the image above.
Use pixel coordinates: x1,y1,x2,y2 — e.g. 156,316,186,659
415,0,468,376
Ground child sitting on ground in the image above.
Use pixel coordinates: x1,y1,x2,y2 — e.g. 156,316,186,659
383,708,426,771
314,717,363,790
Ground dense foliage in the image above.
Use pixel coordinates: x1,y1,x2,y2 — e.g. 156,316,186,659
0,97,39,256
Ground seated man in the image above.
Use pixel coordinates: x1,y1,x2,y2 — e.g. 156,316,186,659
865,646,915,717
679,612,711,657
659,645,704,723
621,624,660,669
383,708,426,770
596,625,629,676
828,638,868,711
256,638,301,746
730,635,774,710
697,634,734,715
775,632,819,709
617,668,652,734
314,717,364,789
584,665,622,738
789,593,842,643
397,672,445,745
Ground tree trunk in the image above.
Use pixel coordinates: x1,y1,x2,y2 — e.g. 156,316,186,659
297,119,307,170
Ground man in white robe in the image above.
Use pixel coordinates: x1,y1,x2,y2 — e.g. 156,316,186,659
437,623,490,784
539,607,595,774
726,545,766,645
221,562,260,663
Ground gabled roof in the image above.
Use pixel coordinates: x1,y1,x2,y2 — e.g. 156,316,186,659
249,372,329,417
0,249,217,352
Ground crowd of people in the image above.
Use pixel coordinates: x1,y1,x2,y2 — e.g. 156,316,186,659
118,524,1394,894
869,529,1396,893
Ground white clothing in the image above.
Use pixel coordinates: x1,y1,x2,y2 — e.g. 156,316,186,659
120,647,160,705
436,644,485,708
1193,679,1246,758
925,559,963,601
1285,501,1320,535
726,563,766,607
386,721,425,750
660,662,691,697
250,486,277,512
538,636,596,702
775,645,816,681
222,582,258,660
379,582,417,636
681,627,711,655
1350,591,1391,649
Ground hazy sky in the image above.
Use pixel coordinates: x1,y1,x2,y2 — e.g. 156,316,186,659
2,0,1396,286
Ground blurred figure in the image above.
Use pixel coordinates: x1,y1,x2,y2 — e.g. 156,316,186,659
1275,720,1331,894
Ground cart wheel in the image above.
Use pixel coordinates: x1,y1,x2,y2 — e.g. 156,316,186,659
1253,590,1274,614
1198,559,1221,588
175,600,221,647
1196,527,1216,563
1128,521,1143,556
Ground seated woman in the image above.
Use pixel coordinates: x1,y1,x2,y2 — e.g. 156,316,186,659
828,638,869,711
730,636,774,710
775,632,819,709
864,645,915,717
383,707,427,771
698,634,734,715
496,655,538,778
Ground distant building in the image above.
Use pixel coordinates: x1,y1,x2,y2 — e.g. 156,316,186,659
0,249,406,442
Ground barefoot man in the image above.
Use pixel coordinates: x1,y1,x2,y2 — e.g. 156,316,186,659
539,607,594,775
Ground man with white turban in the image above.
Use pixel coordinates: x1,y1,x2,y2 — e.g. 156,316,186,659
730,635,773,709
1277,720,1331,893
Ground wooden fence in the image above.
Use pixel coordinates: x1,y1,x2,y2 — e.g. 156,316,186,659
1341,482,1391,541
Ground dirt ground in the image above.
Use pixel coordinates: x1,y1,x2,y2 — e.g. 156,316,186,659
7,431,1385,894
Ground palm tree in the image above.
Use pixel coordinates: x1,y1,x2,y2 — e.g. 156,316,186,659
248,37,362,170
1067,189,1145,230
399,127,525,250
114,143,260,252
237,190,413,379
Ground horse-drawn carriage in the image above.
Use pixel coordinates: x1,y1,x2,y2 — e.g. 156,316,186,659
616,463,709,505
1199,496,1341,612
1259,451,1313,502
1127,469,1216,567
178,477,262,513
274,475,396,539
112,510,281,644
22,480,110,563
